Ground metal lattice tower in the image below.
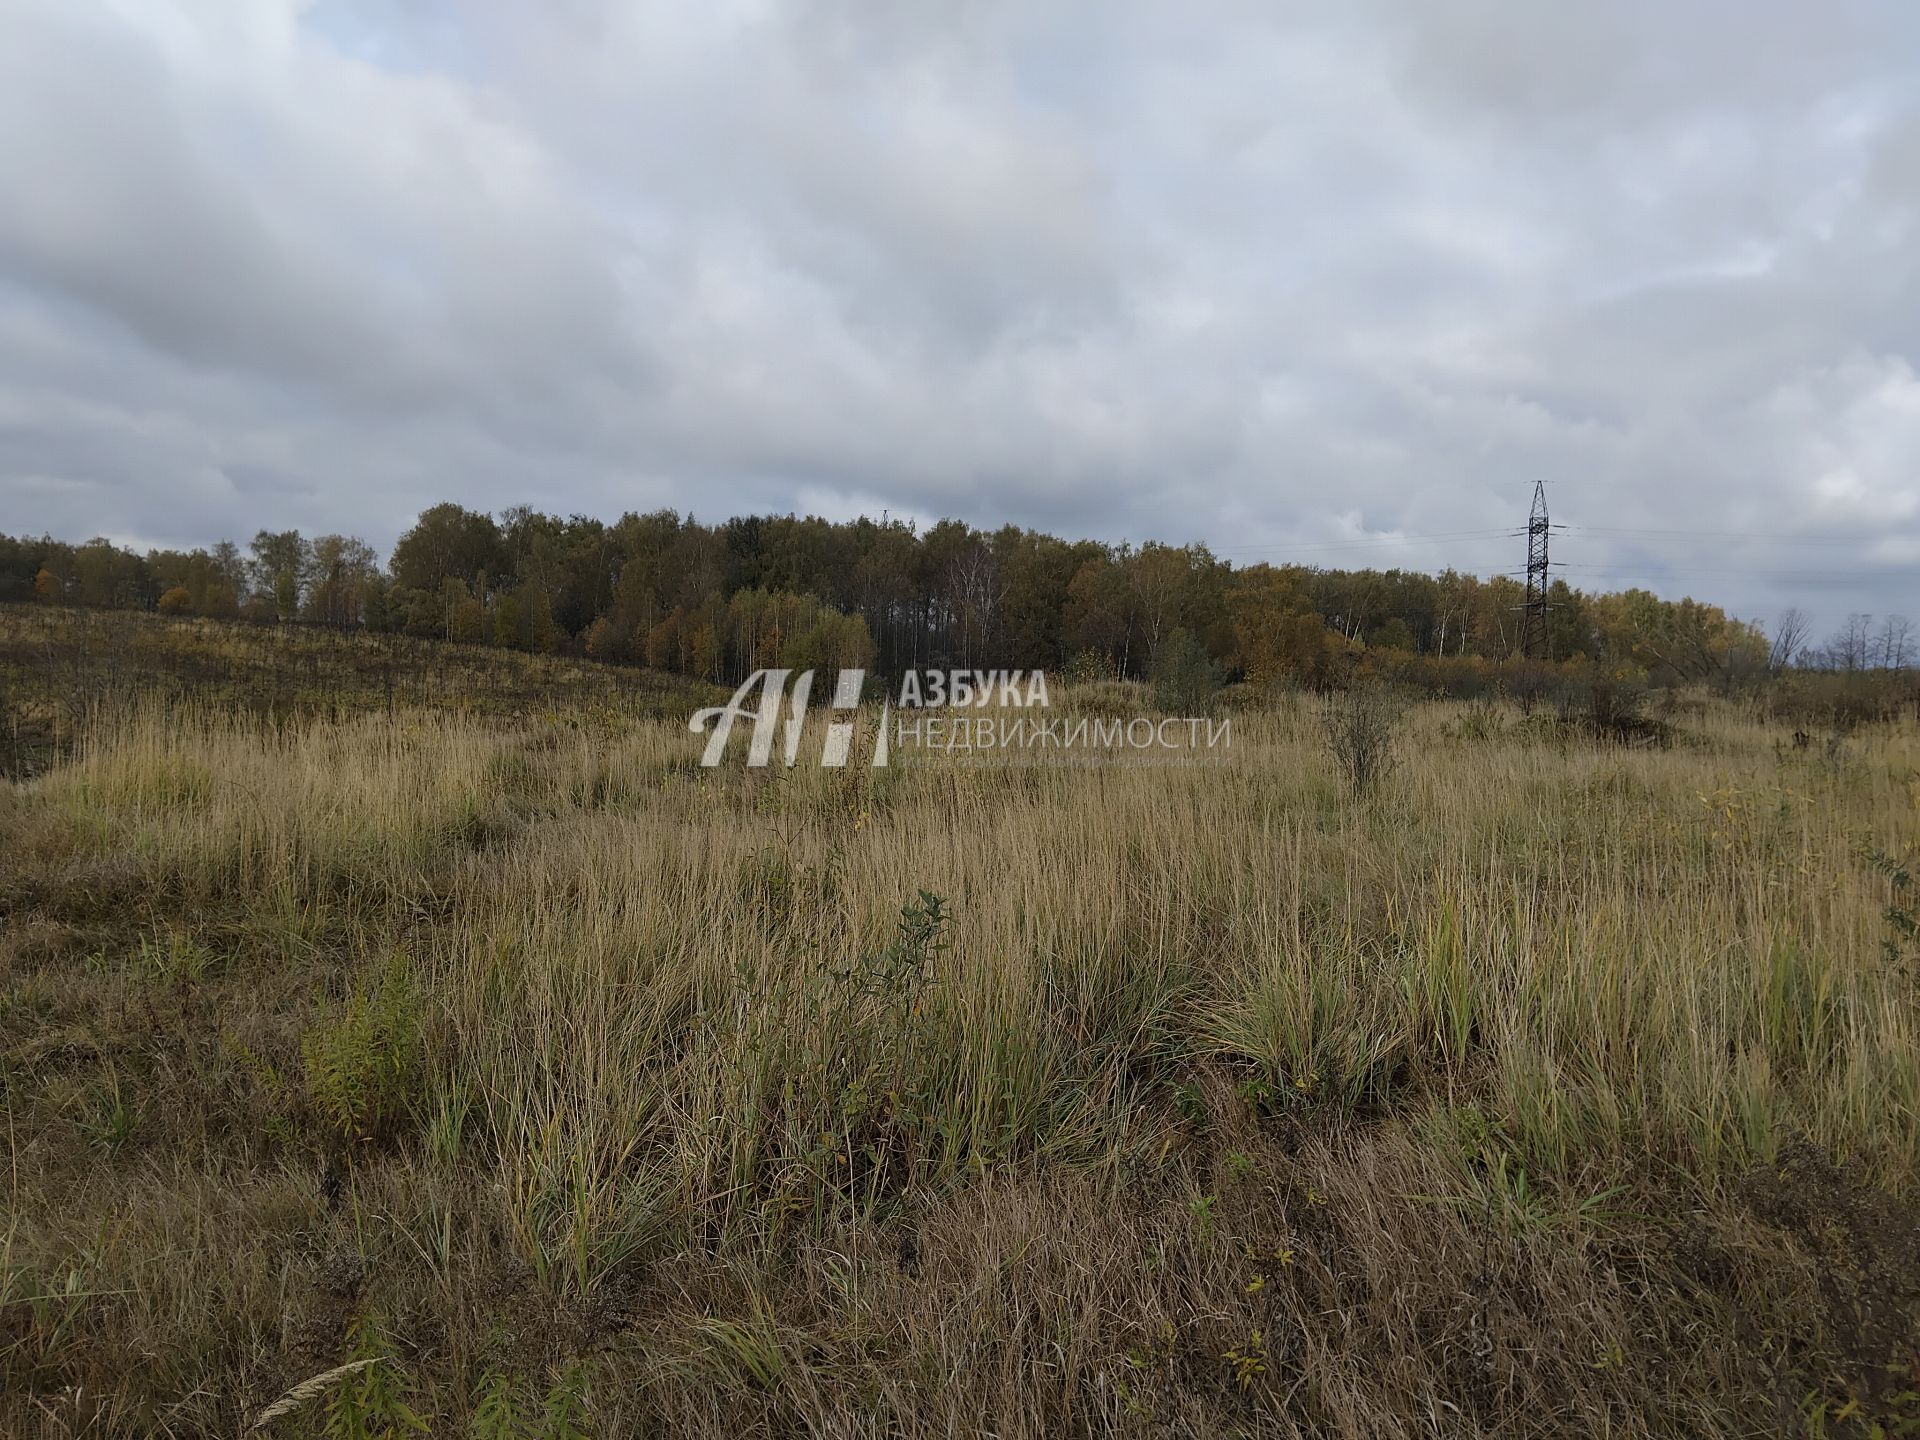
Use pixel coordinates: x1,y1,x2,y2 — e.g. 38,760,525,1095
1519,478,1550,660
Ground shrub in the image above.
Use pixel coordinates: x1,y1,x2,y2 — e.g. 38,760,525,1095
1063,648,1118,685
1551,674,1670,747
1321,684,1404,796
1151,627,1222,715
301,953,424,1144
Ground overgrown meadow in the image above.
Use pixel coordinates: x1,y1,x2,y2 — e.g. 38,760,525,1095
2,605,1917,1437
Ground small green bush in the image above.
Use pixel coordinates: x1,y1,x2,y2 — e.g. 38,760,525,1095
301,953,423,1144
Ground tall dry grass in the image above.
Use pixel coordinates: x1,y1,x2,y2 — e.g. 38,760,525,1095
2,686,1916,1435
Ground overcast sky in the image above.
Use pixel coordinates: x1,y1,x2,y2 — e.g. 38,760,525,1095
3,1,1917,628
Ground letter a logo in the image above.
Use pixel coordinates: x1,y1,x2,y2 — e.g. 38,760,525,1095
690,670,793,767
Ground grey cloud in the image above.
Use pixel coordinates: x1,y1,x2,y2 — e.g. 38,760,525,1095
1,0,1916,629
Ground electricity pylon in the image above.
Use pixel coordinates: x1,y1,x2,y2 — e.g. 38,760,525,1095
1519,479,1549,660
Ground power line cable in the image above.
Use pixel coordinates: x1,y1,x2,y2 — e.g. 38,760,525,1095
1204,527,1522,556
1506,561,1900,583
1554,523,1890,548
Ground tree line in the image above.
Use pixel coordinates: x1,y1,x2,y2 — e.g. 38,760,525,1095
2,506,1907,688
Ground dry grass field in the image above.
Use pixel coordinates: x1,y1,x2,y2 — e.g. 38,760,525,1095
2,606,1918,1436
